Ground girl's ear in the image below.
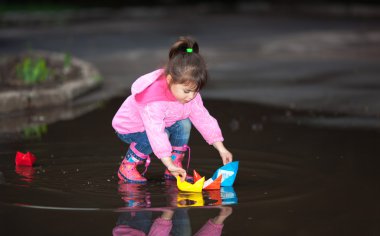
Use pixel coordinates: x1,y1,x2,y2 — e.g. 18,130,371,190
166,74,172,85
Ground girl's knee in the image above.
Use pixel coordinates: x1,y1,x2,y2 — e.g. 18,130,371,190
133,142,153,156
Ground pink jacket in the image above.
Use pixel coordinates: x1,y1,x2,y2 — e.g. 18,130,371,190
112,69,224,158
112,218,224,236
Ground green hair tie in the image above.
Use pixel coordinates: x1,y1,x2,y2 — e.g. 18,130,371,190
186,48,193,53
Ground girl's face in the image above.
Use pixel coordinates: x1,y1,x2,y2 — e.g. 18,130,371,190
167,75,197,104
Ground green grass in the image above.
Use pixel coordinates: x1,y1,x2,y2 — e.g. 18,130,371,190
23,124,48,139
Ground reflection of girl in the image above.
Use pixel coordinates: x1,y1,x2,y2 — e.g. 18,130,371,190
112,207,233,236
112,36,233,184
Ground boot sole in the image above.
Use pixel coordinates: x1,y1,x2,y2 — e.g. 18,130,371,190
118,171,147,184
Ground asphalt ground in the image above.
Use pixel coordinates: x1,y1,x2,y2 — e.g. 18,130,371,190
1,7,380,120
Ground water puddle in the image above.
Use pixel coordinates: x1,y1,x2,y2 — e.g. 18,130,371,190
1,96,379,235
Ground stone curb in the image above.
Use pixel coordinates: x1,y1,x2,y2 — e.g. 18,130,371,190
0,51,102,113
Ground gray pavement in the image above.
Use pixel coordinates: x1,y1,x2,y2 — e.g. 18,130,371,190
1,7,380,119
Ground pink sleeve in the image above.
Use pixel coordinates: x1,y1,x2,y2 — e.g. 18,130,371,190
194,219,224,236
189,95,224,145
138,102,173,158
148,218,172,236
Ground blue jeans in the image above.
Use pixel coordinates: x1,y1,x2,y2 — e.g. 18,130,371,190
116,119,191,156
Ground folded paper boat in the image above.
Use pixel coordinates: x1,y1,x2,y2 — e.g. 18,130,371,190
193,170,222,190
211,161,239,187
193,170,202,182
15,151,36,166
203,175,222,190
177,175,205,193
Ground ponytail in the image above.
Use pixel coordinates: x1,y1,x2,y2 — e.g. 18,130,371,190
165,36,208,91
169,37,200,59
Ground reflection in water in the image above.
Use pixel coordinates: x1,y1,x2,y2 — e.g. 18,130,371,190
0,171,5,184
14,166,35,183
117,180,238,209
116,180,236,235
118,182,151,208
0,100,101,134
177,192,204,207
113,207,233,236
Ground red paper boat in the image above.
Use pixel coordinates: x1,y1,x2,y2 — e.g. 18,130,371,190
15,151,36,166
193,170,202,182
203,174,222,190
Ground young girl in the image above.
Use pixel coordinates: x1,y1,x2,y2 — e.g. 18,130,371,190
112,36,233,183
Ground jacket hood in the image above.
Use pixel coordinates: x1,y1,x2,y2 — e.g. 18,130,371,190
131,69,164,95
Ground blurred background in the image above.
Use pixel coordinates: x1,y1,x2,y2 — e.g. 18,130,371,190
2,0,380,116
1,1,380,236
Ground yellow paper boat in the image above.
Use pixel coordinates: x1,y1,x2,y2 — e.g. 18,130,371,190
176,176,205,193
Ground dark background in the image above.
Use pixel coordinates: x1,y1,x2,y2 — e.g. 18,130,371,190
1,0,379,8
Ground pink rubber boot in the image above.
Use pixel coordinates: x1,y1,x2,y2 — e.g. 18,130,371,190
118,143,151,184
164,145,193,181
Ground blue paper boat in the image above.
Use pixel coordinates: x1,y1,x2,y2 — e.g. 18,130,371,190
211,161,239,187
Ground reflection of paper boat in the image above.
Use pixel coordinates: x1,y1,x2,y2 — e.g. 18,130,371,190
212,161,239,186
207,190,222,205
203,175,222,190
177,176,205,193
177,192,204,207
15,166,35,182
15,151,36,166
221,186,238,205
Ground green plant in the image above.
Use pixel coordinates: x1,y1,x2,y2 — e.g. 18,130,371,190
64,53,72,69
16,57,50,85
22,124,48,139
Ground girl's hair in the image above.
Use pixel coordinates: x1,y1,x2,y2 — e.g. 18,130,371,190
165,36,208,91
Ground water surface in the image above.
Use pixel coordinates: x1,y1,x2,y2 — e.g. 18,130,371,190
0,96,379,235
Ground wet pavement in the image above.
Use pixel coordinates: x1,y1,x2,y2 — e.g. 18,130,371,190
1,9,380,117
1,7,380,236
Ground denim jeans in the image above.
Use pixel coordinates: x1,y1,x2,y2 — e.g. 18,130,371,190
116,119,191,156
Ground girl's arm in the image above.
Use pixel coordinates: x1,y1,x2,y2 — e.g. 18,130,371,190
189,94,233,165
188,94,224,145
213,141,233,165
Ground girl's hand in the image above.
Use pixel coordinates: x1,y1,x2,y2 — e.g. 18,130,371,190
219,149,233,165
168,165,187,182
213,141,233,165
161,157,187,181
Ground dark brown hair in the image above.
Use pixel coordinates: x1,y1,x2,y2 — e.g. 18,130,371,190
165,36,208,91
